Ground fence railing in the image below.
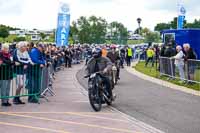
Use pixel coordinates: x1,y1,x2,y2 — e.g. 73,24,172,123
159,56,200,84
0,63,55,103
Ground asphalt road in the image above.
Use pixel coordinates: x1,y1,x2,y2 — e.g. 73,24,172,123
77,67,200,133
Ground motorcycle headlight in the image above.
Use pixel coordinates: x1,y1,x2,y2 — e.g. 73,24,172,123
112,66,117,70
90,73,96,78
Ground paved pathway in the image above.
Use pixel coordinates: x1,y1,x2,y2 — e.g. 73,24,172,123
0,65,163,133
77,66,200,133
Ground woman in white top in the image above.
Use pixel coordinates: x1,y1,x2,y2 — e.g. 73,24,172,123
174,45,185,82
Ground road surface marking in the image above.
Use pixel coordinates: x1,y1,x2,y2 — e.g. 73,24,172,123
109,107,165,133
0,111,113,115
0,121,71,133
0,112,137,133
0,111,129,123
73,100,89,103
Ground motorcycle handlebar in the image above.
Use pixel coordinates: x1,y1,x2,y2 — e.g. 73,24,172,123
84,71,103,78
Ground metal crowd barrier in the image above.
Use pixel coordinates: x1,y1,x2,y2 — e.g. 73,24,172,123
159,56,200,84
0,64,55,103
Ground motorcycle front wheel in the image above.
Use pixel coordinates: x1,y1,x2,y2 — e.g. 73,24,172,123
88,87,102,112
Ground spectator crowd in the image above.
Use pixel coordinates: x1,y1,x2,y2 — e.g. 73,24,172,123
0,42,85,107
132,41,198,84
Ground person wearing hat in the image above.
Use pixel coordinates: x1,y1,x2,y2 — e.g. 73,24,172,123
107,45,121,80
27,43,46,103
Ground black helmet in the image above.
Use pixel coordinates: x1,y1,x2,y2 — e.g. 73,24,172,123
92,48,102,58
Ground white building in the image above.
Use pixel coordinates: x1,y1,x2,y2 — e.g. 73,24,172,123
128,31,144,40
9,29,54,41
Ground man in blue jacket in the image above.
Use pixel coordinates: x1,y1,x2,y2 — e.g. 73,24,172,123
30,44,46,65
28,44,46,103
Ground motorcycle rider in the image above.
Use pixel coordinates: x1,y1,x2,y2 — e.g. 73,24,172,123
86,48,114,100
107,45,121,80
120,47,126,68
85,47,93,65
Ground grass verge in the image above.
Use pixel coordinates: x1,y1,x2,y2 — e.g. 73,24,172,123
134,61,200,91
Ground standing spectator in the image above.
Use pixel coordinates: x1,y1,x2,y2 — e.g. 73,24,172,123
102,46,108,57
145,47,155,67
183,43,197,83
28,44,45,103
65,48,73,68
174,45,185,82
13,41,33,104
154,45,160,69
120,47,126,68
160,45,166,57
135,47,141,60
164,43,176,78
0,43,14,106
126,46,132,66
107,45,121,79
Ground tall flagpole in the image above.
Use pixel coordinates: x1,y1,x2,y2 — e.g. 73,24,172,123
177,0,186,29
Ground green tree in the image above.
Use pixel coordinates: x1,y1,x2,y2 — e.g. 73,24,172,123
185,19,200,28
141,27,151,36
108,21,128,44
73,16,108,44
77,16,91,43
145,32,161,43
154,23,171,32
14,37,26,42
0,26,9,39
154,17,187,32
70,15,128,44
88,16,107,44
40,32,47,40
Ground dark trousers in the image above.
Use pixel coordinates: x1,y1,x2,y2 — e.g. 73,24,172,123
126,56,132,66
65,57,72,68
102,76,113,98
145,57,154,67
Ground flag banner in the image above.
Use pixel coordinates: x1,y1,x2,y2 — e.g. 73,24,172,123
177,4,186,29
56,2,70,46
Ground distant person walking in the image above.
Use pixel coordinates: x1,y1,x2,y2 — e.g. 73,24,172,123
145,47,155,67
126,47,132,66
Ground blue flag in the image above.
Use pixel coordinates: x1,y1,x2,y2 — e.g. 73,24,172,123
56,3,70,47
177,4,186,29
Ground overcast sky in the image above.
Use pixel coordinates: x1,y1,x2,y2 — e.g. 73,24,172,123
0,0,199,31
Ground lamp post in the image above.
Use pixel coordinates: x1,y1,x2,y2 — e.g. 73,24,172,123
137,18,142,35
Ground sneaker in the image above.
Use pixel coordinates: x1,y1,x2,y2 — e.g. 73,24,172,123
2,102,12,107
28,99,39,104
13,97,25,105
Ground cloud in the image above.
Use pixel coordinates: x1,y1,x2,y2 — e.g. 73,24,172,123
0,0,199,31
146,0,200,12
0,0,25,15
